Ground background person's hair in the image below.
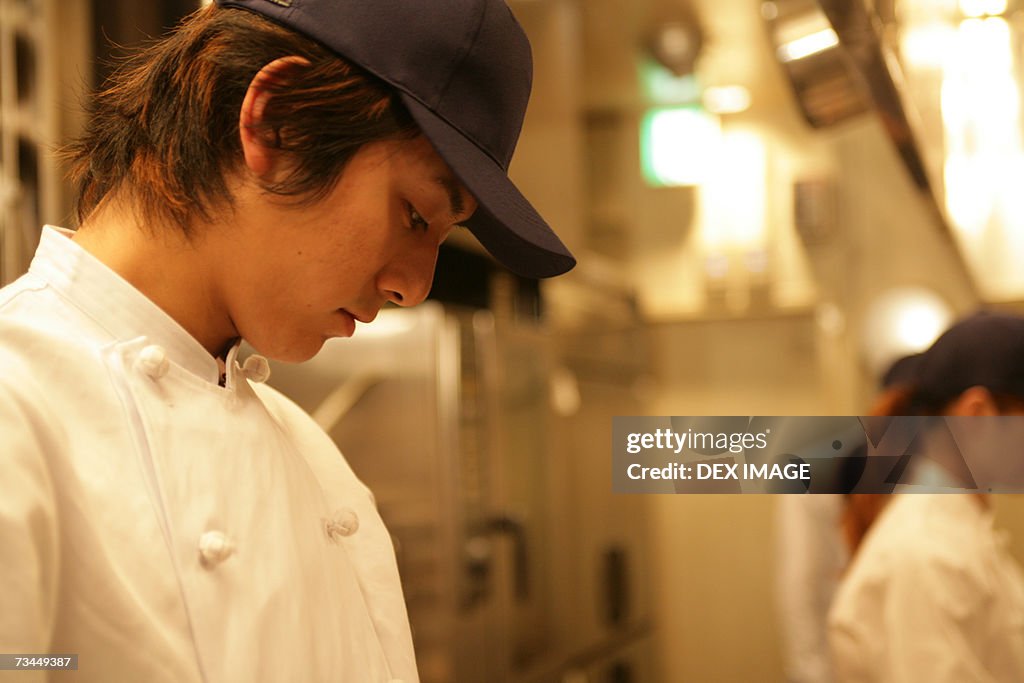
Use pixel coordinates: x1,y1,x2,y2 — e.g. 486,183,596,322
62,3,418,235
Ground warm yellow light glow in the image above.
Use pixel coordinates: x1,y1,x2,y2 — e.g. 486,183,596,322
862,289,953,376
939,15,1024,296
900,23,957,69
959,0,1007,16
965,17,1013,73
895,307,948,350
943,155,991,236
942,17,1019,238
960,0,985,16
901,0,959,23
700,130,767,251
702,86,752,114
776,28,839,62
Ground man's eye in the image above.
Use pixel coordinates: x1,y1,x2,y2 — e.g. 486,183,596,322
408,204,429,232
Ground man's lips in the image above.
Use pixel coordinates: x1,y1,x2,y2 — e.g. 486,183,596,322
339,309,377,324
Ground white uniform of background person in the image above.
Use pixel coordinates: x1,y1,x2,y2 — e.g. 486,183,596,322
0,227,416,683
828,488,1024,683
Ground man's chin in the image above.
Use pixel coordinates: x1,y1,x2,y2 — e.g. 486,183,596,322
246,338,325,364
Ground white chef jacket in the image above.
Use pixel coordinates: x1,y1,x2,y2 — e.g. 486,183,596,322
0,226,417,683
828,493,1024,683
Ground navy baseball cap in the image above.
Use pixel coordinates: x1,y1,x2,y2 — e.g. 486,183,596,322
912,311,1024,409
880,352,922,389
215,0,576,279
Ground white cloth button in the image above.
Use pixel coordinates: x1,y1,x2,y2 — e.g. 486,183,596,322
198,530,234,568
136,345,169,379
324,508,359,542
241,354,271,383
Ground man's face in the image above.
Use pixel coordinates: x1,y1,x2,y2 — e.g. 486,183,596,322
219,135,476,362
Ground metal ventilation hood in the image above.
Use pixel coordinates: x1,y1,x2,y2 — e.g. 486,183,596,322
765,0,952,238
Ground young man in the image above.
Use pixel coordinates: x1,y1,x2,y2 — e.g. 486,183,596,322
0,1,574,681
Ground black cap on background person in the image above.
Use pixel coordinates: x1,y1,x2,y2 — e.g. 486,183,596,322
908,311,1024,413
879,352,922,390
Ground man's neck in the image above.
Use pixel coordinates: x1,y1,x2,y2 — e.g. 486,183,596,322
71,200,237,357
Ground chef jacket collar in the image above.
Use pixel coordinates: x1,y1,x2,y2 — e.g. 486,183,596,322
30,225,224,386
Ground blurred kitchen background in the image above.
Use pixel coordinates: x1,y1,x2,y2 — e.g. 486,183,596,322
4,0,1024,680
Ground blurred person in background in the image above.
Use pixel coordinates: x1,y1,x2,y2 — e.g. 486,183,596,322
828,312,1024,683
0,1,574,681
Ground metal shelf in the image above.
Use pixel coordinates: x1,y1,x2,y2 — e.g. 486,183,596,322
0,0,88,285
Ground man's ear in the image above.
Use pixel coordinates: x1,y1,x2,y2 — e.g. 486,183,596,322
239,56,312,181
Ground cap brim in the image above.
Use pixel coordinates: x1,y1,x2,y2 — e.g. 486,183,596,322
400,94,576,279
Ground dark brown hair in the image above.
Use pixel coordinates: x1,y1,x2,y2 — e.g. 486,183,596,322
62,4,418,235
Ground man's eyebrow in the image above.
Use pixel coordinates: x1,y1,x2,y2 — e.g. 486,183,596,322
436,176,467,221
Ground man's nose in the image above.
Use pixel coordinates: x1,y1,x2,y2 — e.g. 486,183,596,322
379,246,438,307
